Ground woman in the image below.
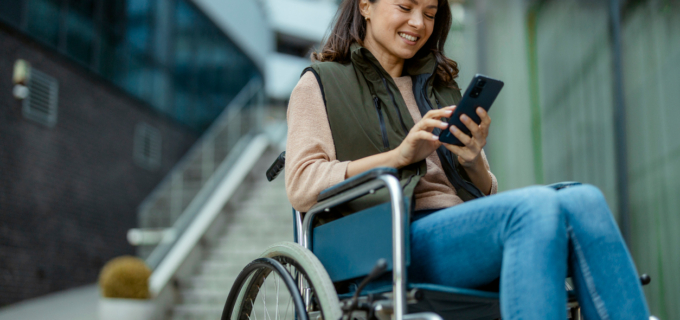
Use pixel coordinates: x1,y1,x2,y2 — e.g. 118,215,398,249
285,0,650,319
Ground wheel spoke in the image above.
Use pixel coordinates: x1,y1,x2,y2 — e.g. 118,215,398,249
262,282,265,317
275,272,280,320
263,282,272,320
282,292,292,320
230,256,330,320
251,299,258,320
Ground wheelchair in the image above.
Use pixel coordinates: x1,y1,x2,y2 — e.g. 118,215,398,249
220,152,651,320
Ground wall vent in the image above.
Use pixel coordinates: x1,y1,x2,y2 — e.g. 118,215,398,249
22,68,59,127
134,123,162,171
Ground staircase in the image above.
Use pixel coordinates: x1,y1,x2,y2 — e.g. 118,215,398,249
170,148,293,320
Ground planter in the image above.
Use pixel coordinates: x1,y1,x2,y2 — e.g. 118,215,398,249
99,297,157,320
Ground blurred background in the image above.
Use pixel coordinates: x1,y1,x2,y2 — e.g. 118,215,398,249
0,0,677,319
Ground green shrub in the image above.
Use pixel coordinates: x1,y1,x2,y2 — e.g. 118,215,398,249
99,256,151,299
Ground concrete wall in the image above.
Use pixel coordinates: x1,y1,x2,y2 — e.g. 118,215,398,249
451,1,680,318
0,26,198,306
622,2,680,318
447,0,538,191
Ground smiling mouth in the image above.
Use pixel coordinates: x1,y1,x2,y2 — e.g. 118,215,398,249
398,32,419,42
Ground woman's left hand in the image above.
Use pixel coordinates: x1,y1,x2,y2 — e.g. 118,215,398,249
442,106,491,168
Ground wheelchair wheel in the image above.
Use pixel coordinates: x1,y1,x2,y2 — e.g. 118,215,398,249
222,257,307,320
223,242,342,320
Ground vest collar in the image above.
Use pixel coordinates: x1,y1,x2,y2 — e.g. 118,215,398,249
349,43,438,80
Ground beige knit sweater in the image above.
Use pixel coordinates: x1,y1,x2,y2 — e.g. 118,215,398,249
285,72,498,212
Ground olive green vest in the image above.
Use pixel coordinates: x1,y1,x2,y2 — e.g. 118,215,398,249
304,43,484,214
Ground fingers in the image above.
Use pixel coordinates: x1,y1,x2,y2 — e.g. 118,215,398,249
412,130,441,143
459,114,480,138
476,107,491,136
417,118,449,132
423,106,455,120
448,125,473,146
443,143,466,157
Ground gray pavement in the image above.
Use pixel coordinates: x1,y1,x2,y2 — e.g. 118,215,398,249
0,284,98,320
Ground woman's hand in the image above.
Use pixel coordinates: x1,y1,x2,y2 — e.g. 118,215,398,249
442,107,491,168
393,106,454,168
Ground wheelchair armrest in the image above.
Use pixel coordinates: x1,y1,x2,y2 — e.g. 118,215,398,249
317,167,398,202
546,181,582,190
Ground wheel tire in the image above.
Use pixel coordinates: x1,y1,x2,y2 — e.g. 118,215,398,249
222,257,309,320
260,241,343,320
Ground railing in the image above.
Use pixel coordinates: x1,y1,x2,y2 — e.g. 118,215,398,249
131,77,265,269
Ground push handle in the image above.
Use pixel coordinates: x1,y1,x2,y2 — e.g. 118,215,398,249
266,151,286,182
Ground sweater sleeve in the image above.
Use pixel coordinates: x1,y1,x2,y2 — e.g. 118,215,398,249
285,71,350,212
481,150,498,195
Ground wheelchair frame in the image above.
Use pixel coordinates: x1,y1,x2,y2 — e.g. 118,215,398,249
297,172,412,320
223,152,651,320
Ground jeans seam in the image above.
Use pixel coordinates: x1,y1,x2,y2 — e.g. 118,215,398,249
568,226,610,320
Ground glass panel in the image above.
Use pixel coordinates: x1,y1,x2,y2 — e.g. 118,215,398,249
126,51,145,99
99,28,127,85
0,0,23,27
25,0,62,46
66,0,95,65
101,0,126,33
126,0,152,53
18,0,263,133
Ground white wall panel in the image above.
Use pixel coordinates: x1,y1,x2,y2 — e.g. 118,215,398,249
264,0,338,42
191,0,274,72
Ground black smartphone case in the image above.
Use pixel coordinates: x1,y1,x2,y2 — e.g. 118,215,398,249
439,74,504,146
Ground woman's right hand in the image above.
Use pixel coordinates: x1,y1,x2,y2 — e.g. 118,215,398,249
393,106,454,168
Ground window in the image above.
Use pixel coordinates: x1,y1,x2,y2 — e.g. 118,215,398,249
2,0,263,133
66,0,96,65
25,0,62,46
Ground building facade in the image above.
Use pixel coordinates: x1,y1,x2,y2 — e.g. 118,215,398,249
446,0,679,318
0,0,262,306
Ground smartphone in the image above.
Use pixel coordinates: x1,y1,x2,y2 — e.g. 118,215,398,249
439,74,504,146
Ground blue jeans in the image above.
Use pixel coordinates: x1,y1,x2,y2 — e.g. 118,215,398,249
409,184,650,320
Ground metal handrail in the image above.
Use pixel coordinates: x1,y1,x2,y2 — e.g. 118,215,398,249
134,77,265,268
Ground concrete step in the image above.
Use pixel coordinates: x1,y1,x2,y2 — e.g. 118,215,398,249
205,249,263,261
198,261,245,276
225,212,292,223
180,289,230,305
171,304,223,320
181,275,238,291
216,233,290,245
222,222,292,233
172,145,295,317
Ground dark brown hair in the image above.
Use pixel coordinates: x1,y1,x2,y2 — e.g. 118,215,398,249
312,0,459,87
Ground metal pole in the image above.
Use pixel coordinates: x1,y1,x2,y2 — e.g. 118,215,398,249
378,175,408,320
609,0,631,244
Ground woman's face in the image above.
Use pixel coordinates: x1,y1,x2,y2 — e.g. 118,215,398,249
361,0,438,61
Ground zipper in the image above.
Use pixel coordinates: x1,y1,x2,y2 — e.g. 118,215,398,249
435,98,448,123
366,59,410,134
402,166,420,190
373,96,390,150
